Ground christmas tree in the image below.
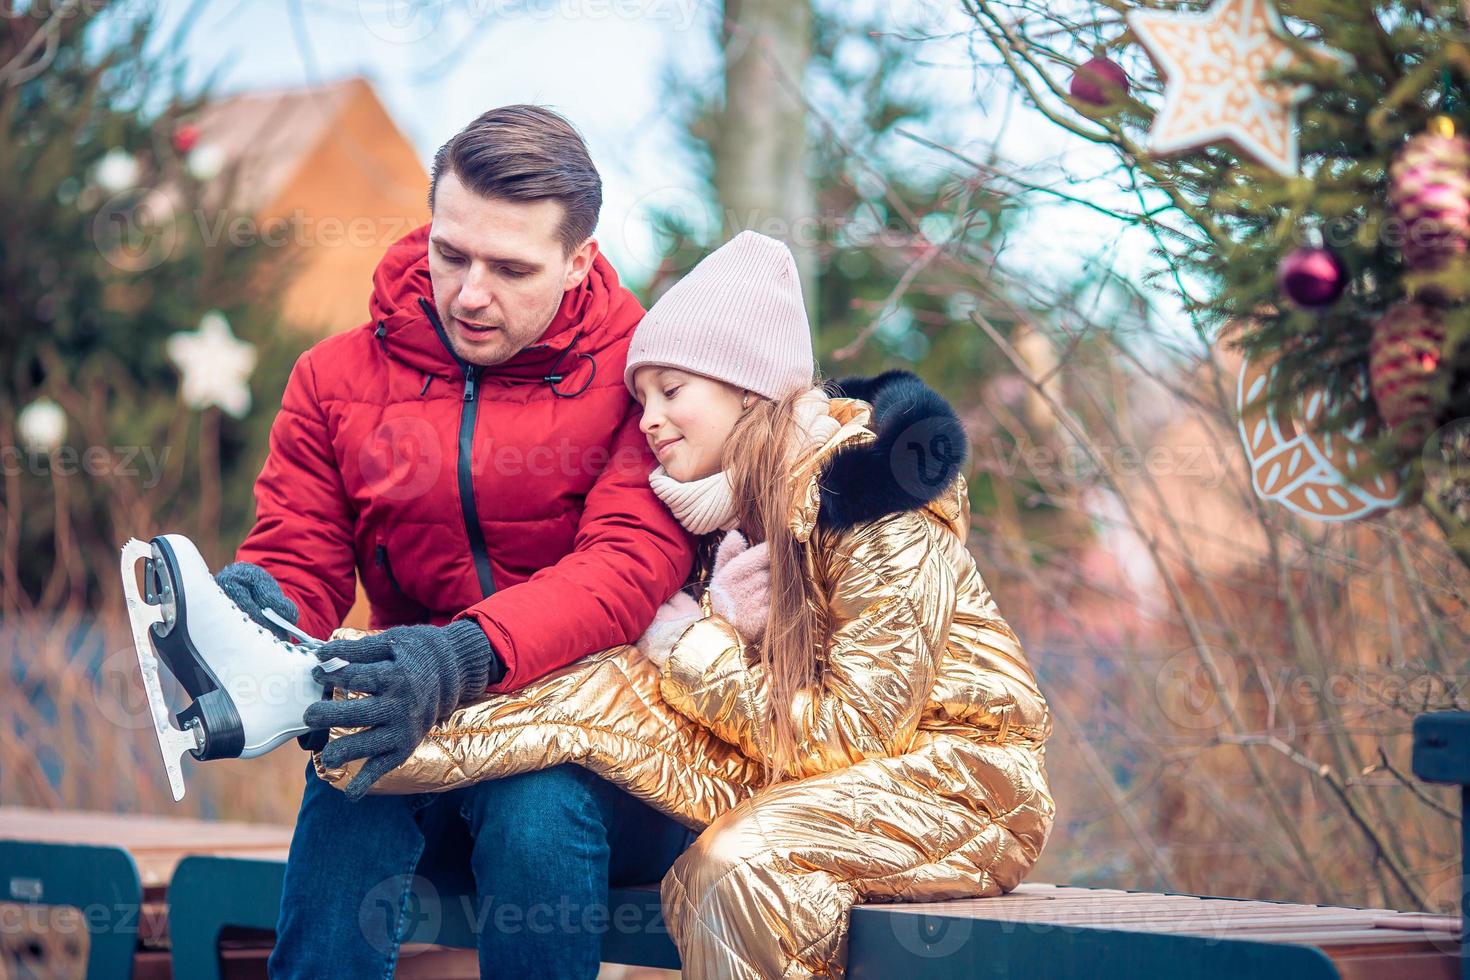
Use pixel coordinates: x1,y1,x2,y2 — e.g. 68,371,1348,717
962,0,1470,565
1,5,300,612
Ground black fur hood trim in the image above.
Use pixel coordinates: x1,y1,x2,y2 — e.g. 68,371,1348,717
816,370,969,533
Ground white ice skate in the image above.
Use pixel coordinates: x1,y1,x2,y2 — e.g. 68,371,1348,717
120,534,349,801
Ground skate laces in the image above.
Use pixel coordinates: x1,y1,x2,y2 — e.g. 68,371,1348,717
260,607,326,651
260,608,349,674
223,598,320,652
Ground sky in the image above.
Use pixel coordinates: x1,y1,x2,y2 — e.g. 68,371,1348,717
139,0,1187,332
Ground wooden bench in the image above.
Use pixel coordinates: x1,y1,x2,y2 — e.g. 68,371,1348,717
3,805,1462,978
847,883,1459,979
166,861,1460,979
0,806,294,979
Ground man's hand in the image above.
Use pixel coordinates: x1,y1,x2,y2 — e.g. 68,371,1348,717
216,562,299,640
304,620,502,801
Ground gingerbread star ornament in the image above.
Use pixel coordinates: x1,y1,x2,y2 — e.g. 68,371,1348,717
1127,0,1345,175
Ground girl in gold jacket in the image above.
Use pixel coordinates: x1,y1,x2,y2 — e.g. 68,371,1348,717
314,231,1055,978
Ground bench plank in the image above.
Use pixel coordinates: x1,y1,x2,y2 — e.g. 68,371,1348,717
849,883,1460,979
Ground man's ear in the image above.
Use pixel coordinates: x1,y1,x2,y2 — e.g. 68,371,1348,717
562,237,599,291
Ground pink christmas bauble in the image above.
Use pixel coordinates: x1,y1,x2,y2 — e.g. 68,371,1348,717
1277,245,1347,308
1070,55,1130,108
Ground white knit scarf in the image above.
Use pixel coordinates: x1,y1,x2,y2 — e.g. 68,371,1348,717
648,386,843,534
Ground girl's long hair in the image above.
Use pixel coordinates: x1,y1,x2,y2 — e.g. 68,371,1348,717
720,377,835,784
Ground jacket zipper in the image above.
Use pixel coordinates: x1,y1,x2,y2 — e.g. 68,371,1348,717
374,543,408,597
415,298,497,598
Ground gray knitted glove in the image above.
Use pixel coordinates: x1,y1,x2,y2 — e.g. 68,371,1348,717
303,620,503,801
215,562,299,640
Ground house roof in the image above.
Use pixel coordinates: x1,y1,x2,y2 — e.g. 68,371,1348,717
192,76,378,213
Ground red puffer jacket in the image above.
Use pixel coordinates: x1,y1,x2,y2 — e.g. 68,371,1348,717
234,224,696,693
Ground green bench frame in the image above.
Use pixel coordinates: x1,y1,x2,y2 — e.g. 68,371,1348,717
166,854,679,978
0,839,145,979
1412,709,1470,980
845,903,1342,978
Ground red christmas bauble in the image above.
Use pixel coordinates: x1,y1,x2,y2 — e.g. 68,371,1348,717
1277,245,1347,308
1070,55,1129,108
172,124,200,154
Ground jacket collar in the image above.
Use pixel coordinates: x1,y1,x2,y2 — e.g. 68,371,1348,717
367,223,638,389
787,370,971,542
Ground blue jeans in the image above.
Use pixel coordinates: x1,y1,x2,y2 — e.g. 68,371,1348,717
268,757,697,979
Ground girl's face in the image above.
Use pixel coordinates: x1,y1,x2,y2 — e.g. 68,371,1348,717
632,366,748,481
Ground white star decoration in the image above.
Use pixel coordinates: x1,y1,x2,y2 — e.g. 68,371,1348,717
166,310,257,418
1127,0,1346,175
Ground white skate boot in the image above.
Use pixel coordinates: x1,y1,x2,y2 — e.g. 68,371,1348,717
120,534,349,801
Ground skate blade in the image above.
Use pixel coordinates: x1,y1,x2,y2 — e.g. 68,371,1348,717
121,538,202,802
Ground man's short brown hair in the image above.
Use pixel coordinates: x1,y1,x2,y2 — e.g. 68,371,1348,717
428,105,601,254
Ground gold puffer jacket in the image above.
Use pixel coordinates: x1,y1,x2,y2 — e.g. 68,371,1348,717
313,369,1056,979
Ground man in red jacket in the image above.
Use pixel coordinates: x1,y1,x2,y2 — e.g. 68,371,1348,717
221,105,699,979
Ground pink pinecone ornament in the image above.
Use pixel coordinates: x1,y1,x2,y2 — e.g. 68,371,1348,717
1389,116,1470,296
1369,299,1446,454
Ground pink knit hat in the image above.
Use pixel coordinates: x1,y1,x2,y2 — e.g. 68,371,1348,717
623,230,815,400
